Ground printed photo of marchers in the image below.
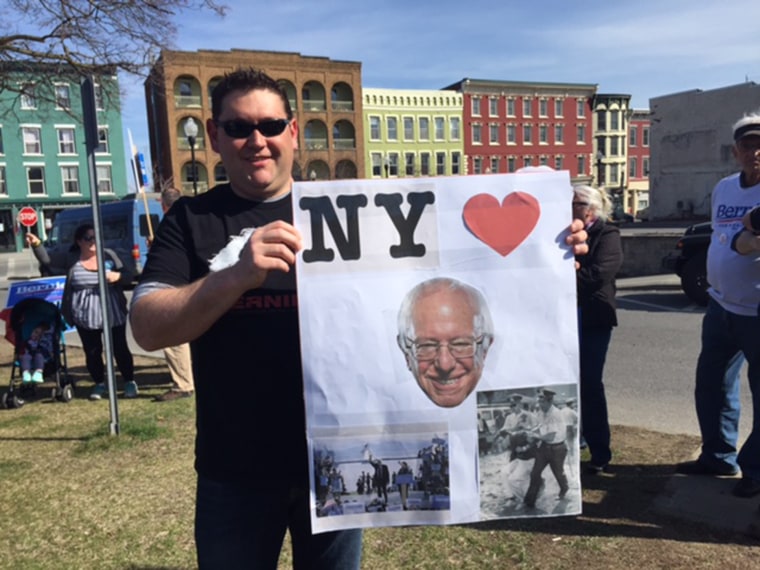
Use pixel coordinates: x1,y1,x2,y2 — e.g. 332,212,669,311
311,423,451,527
477,384,581,519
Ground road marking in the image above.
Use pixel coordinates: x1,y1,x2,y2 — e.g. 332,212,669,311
617,295,704,313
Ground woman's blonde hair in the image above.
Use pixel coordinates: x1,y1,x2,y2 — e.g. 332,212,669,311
573,184,613,221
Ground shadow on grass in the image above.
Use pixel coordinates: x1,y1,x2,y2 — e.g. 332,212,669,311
469,461,756,546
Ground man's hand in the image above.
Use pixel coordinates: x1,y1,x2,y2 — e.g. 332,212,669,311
567,219,588,269
232,220,303,290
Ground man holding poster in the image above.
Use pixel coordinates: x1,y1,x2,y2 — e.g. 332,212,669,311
131,67,588,568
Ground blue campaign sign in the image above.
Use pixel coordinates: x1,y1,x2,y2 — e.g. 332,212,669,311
5,277,66,308
137,152,149,186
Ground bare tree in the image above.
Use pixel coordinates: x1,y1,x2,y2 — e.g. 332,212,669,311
0,0,227,91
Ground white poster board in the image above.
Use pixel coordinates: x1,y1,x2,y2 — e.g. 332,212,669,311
294,169,581,533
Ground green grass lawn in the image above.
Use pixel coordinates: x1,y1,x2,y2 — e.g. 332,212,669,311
1,350,758,569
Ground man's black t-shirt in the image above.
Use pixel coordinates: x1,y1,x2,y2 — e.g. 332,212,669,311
141,184,306,484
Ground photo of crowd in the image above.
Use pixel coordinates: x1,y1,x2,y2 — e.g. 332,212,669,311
313,431,450,518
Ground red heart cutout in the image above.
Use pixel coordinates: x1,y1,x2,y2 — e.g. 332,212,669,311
462,192,540,257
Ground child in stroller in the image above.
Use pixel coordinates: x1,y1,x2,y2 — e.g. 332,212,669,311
2,297,71,409
19,322,54,383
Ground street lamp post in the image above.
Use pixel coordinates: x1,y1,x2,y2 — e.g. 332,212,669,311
184,117,199,196
596,150,605,187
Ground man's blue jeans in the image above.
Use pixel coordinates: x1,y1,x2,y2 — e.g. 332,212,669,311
695,299,757,476
195,475,363,569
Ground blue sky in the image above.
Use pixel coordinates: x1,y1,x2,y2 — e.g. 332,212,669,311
120,0,760,187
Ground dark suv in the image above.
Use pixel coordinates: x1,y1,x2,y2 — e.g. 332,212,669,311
661,222,711,306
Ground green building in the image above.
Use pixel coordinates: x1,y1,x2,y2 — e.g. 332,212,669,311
0,63,129,251
363,87,464,178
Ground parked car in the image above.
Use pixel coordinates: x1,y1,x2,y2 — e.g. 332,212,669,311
661,221,711,306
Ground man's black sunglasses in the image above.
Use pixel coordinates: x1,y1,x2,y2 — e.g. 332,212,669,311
216,118,291,139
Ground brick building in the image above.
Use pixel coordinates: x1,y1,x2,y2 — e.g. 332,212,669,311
144,49,364,194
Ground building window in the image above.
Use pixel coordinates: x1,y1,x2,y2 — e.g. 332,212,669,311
55,84,71,110
490,156,499,173
473,156,482,174
388,153,399,177
405,152,415,176
629,157,638,178
61,165,80,194
434,117,445,140
96,127,110,154
555,99,563,117
27,166,46,195
643,127,650,147
523,125,532,144
523,99,532,117
610,163,619,184
369,116,380,140
58,128,76,154
179,80,192,97
577,99,586,117
539,99,548,117
419,117,430,140
472,97,481,116
539,155,548,166
554,156,563,170
20,83,36,109
22,126,42,154
507,156,516,172
597,110,606,131
0,127,3,154
643,156,650,175
420,152,430,176
577,156,586,175
610,137,619,156
611,111,620,130
0,165,6,195
452,152,461,175
436,152,446,175
539,124,548,144
489,123,499,144
96,165,113,193
555,125,564,144
507,98,516,117
472,123,482,144
387,117,397,140
507,124,516,144
371,152,382,177
449,117,460,140
577,125,586,143
214,164,228,182
403,117,414,140
630,126,638,146
489,97,498,117
524,156,533,167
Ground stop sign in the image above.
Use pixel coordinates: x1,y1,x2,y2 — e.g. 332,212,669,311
18,207,38,227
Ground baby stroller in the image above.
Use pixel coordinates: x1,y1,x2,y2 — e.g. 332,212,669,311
2,298,72,409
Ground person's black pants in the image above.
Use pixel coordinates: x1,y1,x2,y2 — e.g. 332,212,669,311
76,324,134,385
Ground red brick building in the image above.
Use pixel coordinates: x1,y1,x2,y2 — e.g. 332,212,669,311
442,78,597,182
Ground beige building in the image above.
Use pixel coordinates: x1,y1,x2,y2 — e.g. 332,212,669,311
362,87,464,178
145,49,365,194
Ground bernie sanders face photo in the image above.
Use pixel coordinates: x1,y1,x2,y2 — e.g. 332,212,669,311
397,277,494,408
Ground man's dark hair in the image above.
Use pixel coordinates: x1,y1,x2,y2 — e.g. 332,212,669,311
211,67,293,120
